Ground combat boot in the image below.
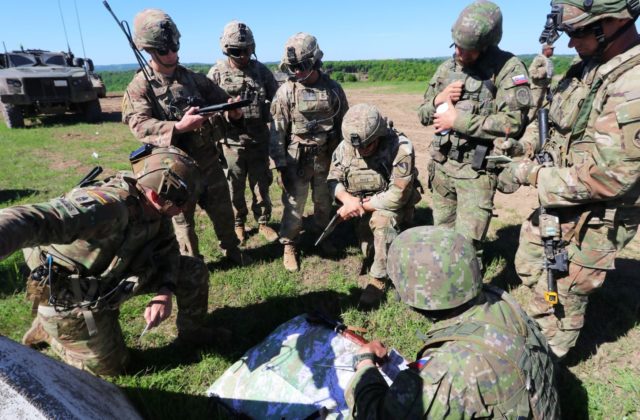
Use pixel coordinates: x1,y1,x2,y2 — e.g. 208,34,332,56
177,326,232,347
234,224,246,243
283,244,299,272
359,277,388,308
225,246,253,266
22,318,50,348
258,224,279,242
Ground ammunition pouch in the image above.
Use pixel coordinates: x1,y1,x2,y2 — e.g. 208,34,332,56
444,136,496,172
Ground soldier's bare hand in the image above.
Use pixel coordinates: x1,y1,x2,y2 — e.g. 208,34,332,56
359,340,388,361
226,96,244,120
337,195,365,220
435,81,464,105
144,289,173,329
433,97,457,133
174,106,207,133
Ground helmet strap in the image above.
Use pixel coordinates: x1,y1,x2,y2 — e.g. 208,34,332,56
593,18,636,61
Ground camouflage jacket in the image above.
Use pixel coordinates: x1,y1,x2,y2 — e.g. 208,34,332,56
0,173,179,291
207,59,278,145
327,130,419,212
270,72,349,167
418,47,531,177
525,44,640,209
122,64,231,167
345,285,559,419
529,54,553,85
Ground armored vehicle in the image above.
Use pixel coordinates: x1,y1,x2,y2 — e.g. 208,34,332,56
0,49,103,128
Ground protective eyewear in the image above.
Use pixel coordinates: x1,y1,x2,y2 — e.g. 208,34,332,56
156,45,179,56
226,48,249,58
286,60,314,74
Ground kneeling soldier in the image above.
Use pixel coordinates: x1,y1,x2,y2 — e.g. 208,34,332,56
0,147,216,376
327,103,421,307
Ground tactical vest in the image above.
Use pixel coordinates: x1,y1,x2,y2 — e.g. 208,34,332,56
415,285,559,419
148,66,219,159
214,59,270,124
431,59,499,167
28,174,163,312
342,131,395,196
289,74,343,140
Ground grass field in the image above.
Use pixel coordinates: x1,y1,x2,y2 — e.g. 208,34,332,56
0,83,639,419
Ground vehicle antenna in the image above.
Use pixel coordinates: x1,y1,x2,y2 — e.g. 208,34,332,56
73,0,89,73
57,0,72,57
2,41,11,68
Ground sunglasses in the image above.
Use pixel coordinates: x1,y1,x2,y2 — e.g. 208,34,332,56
156,45,179,56
227,48,249,58
286,60,314,73
563,24,597,39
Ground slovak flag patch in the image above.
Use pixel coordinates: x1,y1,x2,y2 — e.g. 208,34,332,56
512,74,529,85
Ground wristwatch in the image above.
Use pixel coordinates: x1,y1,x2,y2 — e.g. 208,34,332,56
352,352,376,371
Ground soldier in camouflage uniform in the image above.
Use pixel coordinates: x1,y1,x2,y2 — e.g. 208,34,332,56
122,9,250,265
270,33,349,271
345,226,560,418
418,0,532,264
207,21,279,243
528,43,555,121
327,104,420,307
0,147,217,376
499,0,640,359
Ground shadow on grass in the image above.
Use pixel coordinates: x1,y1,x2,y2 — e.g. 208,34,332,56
557,366,589,419
129,288,361,373
483,224,522,291
0,256,28,296
0,189,38,204
120,386,229,420
565,257,640,366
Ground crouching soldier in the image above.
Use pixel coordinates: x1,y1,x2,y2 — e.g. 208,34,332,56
0,147,218,376
327,104,421,307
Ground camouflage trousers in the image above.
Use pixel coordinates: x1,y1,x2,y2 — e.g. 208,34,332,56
430,163,497,249
355,210,407,279
29,256,208,376
222,143,273,226
278,144,332,244
515,207,638,358
173,158,239,257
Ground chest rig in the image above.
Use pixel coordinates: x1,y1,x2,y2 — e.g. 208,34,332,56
289,74,342,139
215,60,268,123
342,134,394,196
431,60,498,170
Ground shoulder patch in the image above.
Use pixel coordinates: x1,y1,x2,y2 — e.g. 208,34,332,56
53,198,80,217
516,87,532,107
86,190,118,205
512,74,529,85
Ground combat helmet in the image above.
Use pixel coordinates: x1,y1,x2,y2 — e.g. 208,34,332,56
279,32,323,73
130,145,198,208
342,103,388,149
220,21,255,57
387,226,482,311
451,0,503,51
133,9,180,52
541,0,640,46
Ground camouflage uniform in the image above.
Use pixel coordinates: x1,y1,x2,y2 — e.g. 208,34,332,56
270,34,349,246
0,172,208,376
328,109,420,280
345,226,559,418
122,9,240,258
528,47,555,121
505,1,640,358
418,1,531,257
207,58,278,230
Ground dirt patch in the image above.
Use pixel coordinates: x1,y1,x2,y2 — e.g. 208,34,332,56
100,94,123,114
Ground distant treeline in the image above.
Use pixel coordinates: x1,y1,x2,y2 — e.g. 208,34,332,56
100,56,575,92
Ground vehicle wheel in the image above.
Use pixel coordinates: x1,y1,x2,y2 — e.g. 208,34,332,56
82,99,102,123
1,103,25,128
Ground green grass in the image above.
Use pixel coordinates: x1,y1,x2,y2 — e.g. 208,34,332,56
1,83,639,419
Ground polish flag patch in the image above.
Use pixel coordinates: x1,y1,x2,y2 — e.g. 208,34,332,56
512,74,529,85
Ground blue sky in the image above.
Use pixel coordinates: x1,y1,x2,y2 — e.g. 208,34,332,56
1,1,590,66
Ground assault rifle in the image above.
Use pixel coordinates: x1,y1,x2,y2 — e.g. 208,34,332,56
535,108,568,306
195,98,252,115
